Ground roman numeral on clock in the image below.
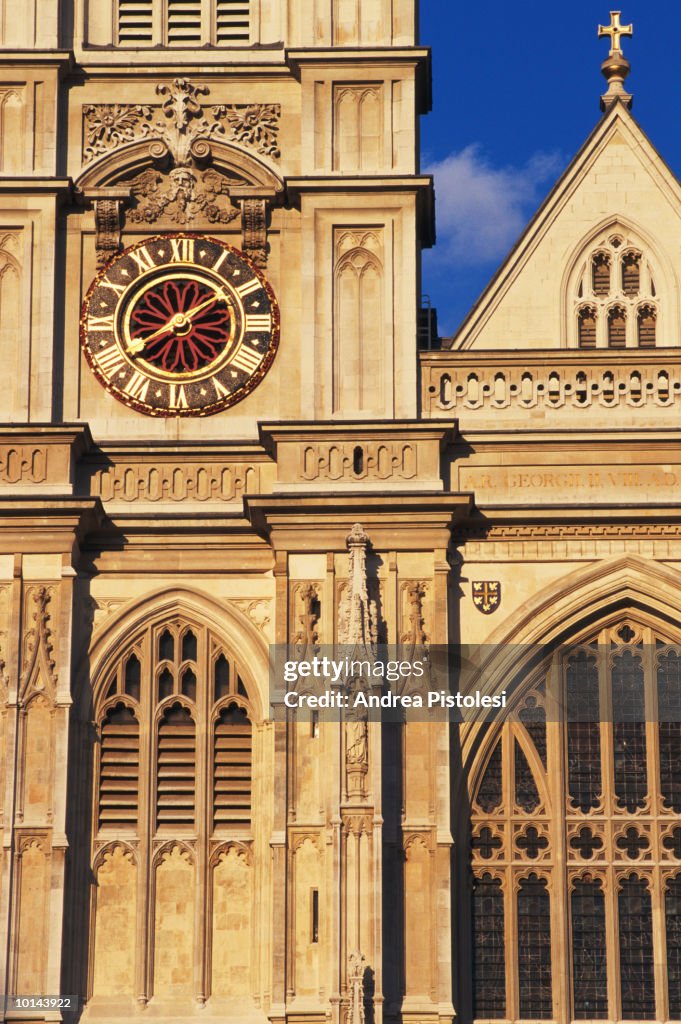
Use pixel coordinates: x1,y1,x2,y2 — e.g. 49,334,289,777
231,345,262,374
87,314,115,332
235,277,261,299
212,377,230,399
99,278,127,297
168,383,189,409
124,371,150,402
129,246,156,274
95,344,126,376
169,237,195,263
244,314,272,333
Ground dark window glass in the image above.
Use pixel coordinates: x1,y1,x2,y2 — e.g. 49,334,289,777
519,698,547,767
181,630,197,662
159,629,174,662
472,874,505,1018
124,654,141,701
476,740,503,812
214,653,230,701
158,666,174,701
611,652,647,811
518,875,552,1018
566,651,601,811
667,876,681,1018
572,877,608,1018
658,651,681,812
181,667,197,701
618,876,655,1020
515,742,540,812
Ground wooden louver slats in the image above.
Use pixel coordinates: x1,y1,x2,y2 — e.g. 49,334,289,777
99,705,139,829
167,0,201,42
157,705,196,826
216,0,250,42
214,705,252,827
118,0,153,42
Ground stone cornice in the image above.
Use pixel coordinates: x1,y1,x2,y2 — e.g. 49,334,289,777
245,492,473,551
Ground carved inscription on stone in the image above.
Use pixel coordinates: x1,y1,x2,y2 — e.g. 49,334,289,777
91,463,259,503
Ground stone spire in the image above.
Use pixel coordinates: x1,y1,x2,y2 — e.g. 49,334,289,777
598,11,633,112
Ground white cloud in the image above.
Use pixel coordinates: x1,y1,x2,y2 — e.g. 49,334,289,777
426,145,564,267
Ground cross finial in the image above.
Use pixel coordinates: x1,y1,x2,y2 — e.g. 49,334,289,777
598,11,633,56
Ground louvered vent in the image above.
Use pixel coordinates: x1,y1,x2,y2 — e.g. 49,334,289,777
168,0,202,43
118,0,153,43
99,704,139,829
577,307,596,350
216,0,250,42
157,704,196,827
214,704,252,827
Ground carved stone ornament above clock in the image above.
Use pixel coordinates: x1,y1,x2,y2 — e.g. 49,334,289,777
76,79,283,268
80,233,280,417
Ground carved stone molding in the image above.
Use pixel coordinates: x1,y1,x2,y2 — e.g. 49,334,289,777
230,598,272,634
0,445,47,485
83,82,281,166
93,197,124,267
399,581,429,645
241,197,268,267
20,586,57,701
126,166,240,227
89,459,261,504
291,583,320,649
422,350,681,415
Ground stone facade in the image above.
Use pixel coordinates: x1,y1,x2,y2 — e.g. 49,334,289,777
0,5,679,1024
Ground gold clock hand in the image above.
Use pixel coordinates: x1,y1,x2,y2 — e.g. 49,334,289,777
127,288,231,355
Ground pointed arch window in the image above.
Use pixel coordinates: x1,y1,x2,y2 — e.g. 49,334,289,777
93,617,257,1002
571,231,660,347
466,619,681,1023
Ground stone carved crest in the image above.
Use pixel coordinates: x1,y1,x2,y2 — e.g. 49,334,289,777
126,166,240,226
472,581,502,614
83,80,281,166
20,586,57,700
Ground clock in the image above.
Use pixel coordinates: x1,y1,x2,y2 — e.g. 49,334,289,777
80,233,279,417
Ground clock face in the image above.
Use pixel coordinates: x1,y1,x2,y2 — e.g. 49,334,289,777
80,234,279,417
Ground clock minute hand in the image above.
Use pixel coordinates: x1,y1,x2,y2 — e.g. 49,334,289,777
181,287,231,322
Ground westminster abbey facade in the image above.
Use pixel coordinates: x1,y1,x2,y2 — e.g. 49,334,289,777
0,3,680,1024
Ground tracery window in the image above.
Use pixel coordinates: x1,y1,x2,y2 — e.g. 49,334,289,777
468,620,681,1023
573,233,658,347
117,0,250,46
91,616,256,1003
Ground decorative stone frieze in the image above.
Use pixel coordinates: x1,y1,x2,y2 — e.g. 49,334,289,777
259,421,457,492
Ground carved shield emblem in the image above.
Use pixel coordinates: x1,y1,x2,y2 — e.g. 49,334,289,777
472,581,501,614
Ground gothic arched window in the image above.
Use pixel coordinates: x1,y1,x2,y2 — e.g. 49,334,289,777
468,620,681,1022
91,616,256,1004
572,232,658,348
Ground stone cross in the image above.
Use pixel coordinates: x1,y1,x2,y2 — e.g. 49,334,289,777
598,11,633,56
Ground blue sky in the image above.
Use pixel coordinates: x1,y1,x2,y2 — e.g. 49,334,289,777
420,3,681,336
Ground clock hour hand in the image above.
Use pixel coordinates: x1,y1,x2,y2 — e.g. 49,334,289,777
127,287,231,355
